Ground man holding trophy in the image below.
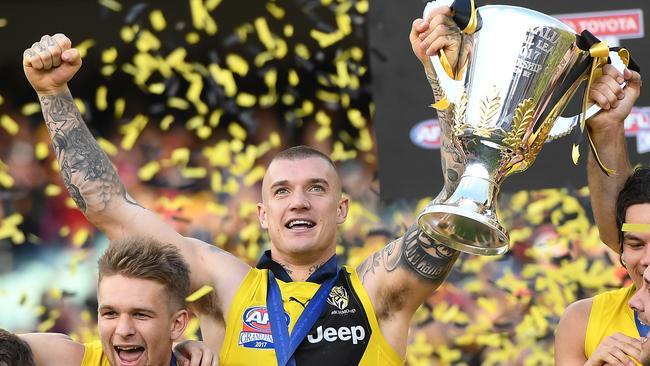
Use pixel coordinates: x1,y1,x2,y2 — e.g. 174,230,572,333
412,1,642,366
21,0,640,364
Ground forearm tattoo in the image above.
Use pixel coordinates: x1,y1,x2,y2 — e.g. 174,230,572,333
40,90,137,213
359,224,459,285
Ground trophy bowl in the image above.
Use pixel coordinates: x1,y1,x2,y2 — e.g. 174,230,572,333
418,4,601,255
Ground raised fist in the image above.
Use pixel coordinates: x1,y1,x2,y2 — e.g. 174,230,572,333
23,34,82,95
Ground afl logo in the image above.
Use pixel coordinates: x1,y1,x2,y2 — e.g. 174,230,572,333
242,306,289,333
410,119,441,149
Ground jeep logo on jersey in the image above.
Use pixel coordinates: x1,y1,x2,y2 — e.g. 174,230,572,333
327,286,349,310
410,118,441,149
307,325,366,345
239,306,290,349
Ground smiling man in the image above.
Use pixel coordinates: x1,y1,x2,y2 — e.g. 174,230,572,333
19,237,216,366
23,30,462,365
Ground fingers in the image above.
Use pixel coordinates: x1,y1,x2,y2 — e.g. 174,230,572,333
422,20,461,56
590,73,625,110
425,5,452,21
22,34,74,70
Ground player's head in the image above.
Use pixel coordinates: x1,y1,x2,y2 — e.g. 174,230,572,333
0,329,35,366
97,236,190,366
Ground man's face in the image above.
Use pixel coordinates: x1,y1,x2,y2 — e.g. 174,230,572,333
630,265,650,325
621,203,650,290
257,157,349,262
98,275,187,366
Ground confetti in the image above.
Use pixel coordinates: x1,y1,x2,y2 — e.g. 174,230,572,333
186,285,214,302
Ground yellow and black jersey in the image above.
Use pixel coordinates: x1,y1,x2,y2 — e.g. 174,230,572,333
219,251,403,366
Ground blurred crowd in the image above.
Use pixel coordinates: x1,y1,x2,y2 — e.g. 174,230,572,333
0,0,630,365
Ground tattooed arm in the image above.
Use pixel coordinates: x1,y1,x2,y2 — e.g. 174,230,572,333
357,224,459,357
22,35,249,341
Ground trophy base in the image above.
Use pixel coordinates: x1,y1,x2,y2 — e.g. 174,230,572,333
418,204,509,256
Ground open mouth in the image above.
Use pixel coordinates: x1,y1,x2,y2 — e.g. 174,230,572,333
285,219,316,230
115,345,145,366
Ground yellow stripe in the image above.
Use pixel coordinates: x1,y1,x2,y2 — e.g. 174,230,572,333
185,285,214,302
622,223,650,232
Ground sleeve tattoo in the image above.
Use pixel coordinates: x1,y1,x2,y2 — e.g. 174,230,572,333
359,224,459,285
40,90,138,213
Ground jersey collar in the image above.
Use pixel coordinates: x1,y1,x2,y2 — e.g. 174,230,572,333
256,250,339,283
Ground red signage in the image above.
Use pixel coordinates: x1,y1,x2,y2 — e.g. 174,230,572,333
555,9,644,39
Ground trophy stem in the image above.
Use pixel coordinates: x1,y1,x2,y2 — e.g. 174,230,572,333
418,163,509,255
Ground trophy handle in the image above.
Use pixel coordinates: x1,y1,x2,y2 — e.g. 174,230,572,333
423,1,471,101
547,50,628,142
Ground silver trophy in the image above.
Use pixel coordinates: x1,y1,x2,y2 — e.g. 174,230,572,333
418,3,627,255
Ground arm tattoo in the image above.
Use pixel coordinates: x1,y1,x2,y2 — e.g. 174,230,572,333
385,224,459,283
357,252,382,284
40,90,138,213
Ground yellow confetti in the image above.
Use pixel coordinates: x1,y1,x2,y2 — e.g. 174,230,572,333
0,213,23,243
209,64,237,97
244,166,266,186
148,83,165,94
170,148,190,166
186,285,214,302
204,141,231,167
136,30,161,52
270,132,281,147
35,142,49,160
114,98,125,119
226,54,249,76
310,29,345,48
295,43,311,60
190,0,218,35
96,85,108,111
160,115,175,130
209,110,222,127
622,223,650,232
347,109,366,129
0,18,7,28
1,115,18,135
236,93,256,107
44,184,62,197
254,17,276,51
64,197,76,209
37,319,57,333
316,110,331,126
168,97,190,110
181,167,208,179
72,228,89,247
59,226,70,237
266,3,285,18
316,90,340,103
138,161,161,181
284,24,294,37
119,114,148,150
197,126,212,140
0,94,3,105
356,128,373,151
97,138,118,156
149,9,167,31
21,103,41,116
356,0,369,14
572,144,580,165
288,69,299,87
186,32,200,44
76,39,96,58
99,0,122,12
102,47,118,64
229,123,247,141
120,25,137,43
315,126,331,142
74,98,86,115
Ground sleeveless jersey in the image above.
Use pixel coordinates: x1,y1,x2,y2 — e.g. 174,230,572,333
81,341,110,366
585,286,639,363
219,265,403,365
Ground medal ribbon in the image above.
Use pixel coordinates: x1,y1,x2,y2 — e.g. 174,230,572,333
267,257,340,366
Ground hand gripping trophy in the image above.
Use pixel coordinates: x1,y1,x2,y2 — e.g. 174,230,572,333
417,0,639,255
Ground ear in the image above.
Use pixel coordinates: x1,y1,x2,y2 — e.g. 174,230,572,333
336,195,349,224
257,202,268,229
169,309,190,341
